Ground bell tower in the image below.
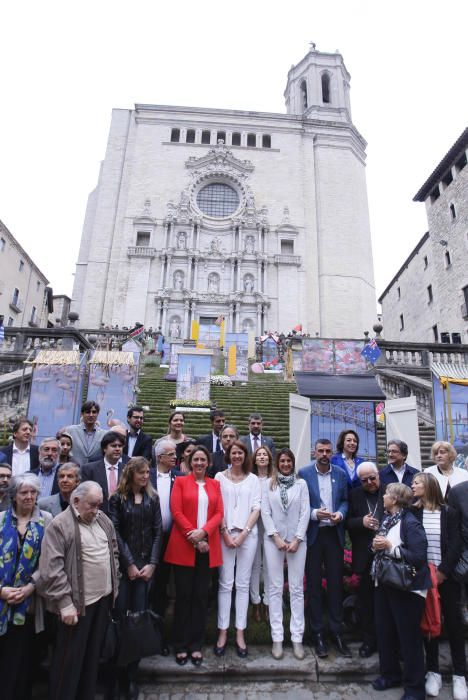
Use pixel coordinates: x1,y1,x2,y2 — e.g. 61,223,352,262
284,43,352,122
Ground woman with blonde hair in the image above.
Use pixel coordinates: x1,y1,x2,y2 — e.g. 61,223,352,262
109,457,162,699
250,445,274,622
425,441,468,501
411,472,466,700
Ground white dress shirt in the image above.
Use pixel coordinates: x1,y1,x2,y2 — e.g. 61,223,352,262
157,470,172,531
12,445,31,477
127,432,139,457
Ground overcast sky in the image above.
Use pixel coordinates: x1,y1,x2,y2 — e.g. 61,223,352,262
1,0,467,313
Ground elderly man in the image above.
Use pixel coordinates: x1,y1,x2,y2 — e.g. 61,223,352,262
240,412,276,457
124,406,152,461
299,438,350,658
38,481,119,700
0,418,39,474
347,461,384,657
38,463,81,517
151,438,182,646
33,437,61,498
82,431,129,515
380,439,419,487
63,401,107,467
0,462,12,511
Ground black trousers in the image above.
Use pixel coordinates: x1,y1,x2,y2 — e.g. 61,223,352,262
306,527,344,635
50,595,111,700
374,585,425,700
0,615,35,700
173,553,210,653
425,577,466,676
356,566,376,646
151,531,171,617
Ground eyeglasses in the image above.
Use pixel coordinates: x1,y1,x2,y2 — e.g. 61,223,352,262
162,452,177,457
360,475,377,483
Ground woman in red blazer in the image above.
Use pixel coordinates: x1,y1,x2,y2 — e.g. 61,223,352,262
164,445,223,666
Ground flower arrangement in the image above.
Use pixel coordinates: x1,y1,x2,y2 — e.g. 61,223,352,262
169,399,212,408
210,375,233,386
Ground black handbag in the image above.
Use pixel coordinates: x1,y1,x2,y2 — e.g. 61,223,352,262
101,615,120,662
376,554,417,591
453,550,468,583
117,610,163,666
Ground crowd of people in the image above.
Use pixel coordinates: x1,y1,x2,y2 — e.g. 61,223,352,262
0,405,467,700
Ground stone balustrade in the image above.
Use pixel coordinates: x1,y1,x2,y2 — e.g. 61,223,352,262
0,366,32,424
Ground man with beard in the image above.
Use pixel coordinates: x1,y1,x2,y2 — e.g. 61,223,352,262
299,438,350,658
63,401,107,467
33,437,61,498
0,462,12,511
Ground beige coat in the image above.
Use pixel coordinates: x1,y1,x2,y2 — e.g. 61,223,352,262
38,506,119,616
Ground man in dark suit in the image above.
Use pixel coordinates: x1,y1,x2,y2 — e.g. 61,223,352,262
124,406,153,461
347,461,384,658
379,439,419,488
240,413,276,457
196,409,226,454
33,437,61,498
38,463,81,517
299,438,350,658
0,418,40,475
81,431,129,514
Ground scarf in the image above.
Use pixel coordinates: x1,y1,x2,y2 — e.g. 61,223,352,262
371,509,403,580
0,507,45,635
278,474,296,510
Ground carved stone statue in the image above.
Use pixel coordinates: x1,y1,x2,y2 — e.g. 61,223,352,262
210,238,221,254
177,232,186,250
173,271,184,290
245,235,255,254
169,320,181,338
208,273,220,293
244,275,254,293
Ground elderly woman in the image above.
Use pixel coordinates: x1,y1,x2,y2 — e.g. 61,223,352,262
250,445,274,622
411,472,466,700
109,457,162,700
0,472,52,700
331,429,364,490
215,441,261,658
371,482,431,700
261,448,310,660
425,440,468,501
164,445,223,666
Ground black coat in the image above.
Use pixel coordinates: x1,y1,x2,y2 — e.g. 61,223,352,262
196,433,216,453
346,486,384,573
123,431,153,462
411,504,461,578
0,443,40,471
448,482,468,550
379,463,419,488
81,456,130,514
393,510,432,591
109,491,163,569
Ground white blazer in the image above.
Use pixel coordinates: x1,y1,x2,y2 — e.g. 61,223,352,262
261,477,310,542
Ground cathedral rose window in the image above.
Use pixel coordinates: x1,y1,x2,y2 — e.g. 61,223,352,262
196,183,239,218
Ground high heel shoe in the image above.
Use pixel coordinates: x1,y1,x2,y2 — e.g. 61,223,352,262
175,653,188,665
213,642,227,657
190,653,203,666
235,641,248,658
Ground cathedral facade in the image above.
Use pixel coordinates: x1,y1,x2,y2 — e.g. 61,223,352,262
72,46,377,339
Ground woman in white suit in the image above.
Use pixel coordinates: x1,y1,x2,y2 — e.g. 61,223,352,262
261,448,310,661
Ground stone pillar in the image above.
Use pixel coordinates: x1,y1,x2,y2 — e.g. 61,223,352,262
228,303,234,332
256,304,262,335
162,300,168,333
190,223,195,249
183,301,190,338
257,259,261,292
166,255,172,288
235,304,240,332
194,258,199,289
236,258,241,291
230,259,235,292
159,256,165,288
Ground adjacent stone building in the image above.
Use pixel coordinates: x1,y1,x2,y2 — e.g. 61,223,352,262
0,219,50,328
71,45,377,339
379,128,468,343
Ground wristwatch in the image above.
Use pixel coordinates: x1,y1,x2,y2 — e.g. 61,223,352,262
245,526,252,534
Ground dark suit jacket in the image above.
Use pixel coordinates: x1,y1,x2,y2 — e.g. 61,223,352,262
397,510,431,591
379,463,419,488
298,462,348,547
448,482,468,549
197,433,218,453
82,456,130,514
124,430,153,462
150,467,183,491
209,451,227,478
240,434,276,457
0,443,40,471
32,464,60,497
347,486,384,573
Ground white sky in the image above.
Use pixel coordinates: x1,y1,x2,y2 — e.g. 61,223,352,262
1,0,467,310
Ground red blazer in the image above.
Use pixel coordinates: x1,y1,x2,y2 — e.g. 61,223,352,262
164,472,223,568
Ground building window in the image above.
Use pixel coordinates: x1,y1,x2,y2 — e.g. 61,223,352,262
432,324,439,342
170,128,180,143
445,250,452,267
281,240,294,255
399,314,404,331
427,284,433,303
216,131,226,144
452,332,462,344
36,280,41,292
7,317,14,327
397,286,401,299
455,152,467,172
440,332,451,343
450,203,456,220
247,133,256,147
0,237,5,251
232,132,241,146
19,260,24,272
423,255,428,269
262,134,271,148
186,129,195,143
196,183,240,218
201,130,211,144
136,232,150,247
442,171,453,188
463,285,468,309
321,73,331,103
300,80,308,110
430,186,440,203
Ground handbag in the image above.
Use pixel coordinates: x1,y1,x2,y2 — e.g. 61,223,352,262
376,553,417,591
453,549,468,583
421,563,441,638
101,614,120,662
117,610,163,666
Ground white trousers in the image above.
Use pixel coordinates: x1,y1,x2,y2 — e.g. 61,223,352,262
218,530,258,630
250,521,269,605
263,536,307,642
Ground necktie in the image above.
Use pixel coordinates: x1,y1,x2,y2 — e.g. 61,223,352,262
216,437,221,453
108,466,117,495
253,435,259,451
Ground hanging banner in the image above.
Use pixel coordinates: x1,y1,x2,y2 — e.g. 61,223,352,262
87,351,138,428
176,350,213,402
224,333,249,381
